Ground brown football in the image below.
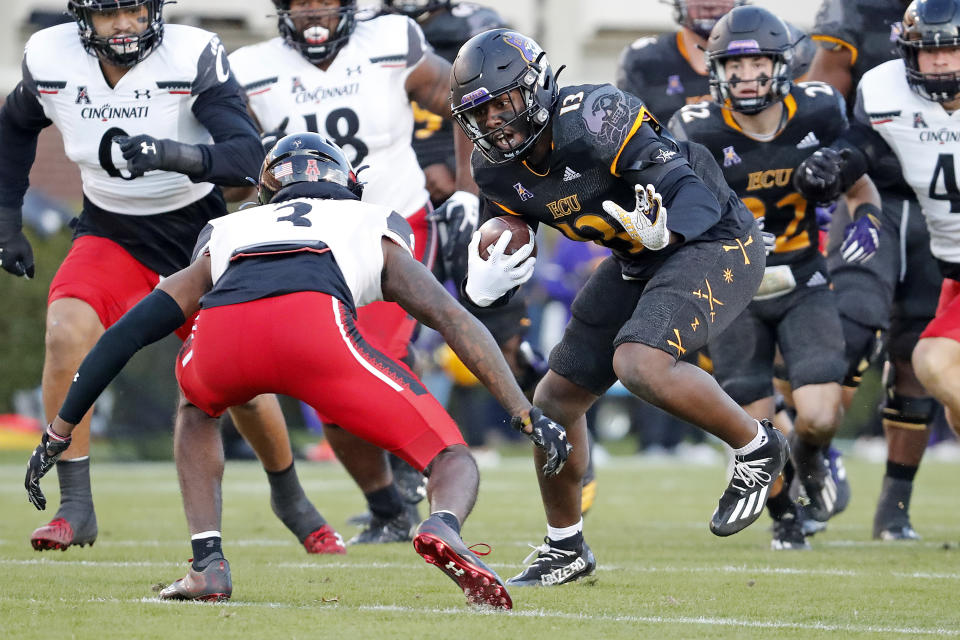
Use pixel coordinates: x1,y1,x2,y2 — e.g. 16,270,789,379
477,215,537,259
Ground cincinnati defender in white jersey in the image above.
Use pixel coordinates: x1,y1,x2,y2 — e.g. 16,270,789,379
230,13,430,217
1,0,333,559
198,197,414,306
795,0,960,459
24,22,228,214
226,0,483,548
25,134,567,606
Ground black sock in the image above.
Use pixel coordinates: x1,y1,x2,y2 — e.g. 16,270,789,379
766,490,793,520
549,532,583,552
886,460,918,482
432,511,461,535
365,484,404,520
55,458,96,529
267,463,326,542
191,535,223,570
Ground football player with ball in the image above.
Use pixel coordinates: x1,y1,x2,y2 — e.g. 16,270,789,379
451,28,787,586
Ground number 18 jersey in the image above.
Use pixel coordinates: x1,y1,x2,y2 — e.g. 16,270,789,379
229,15,430,217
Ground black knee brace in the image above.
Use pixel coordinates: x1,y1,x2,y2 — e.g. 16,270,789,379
882,392,937,430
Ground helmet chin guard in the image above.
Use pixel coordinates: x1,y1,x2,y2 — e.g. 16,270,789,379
272,0,358,65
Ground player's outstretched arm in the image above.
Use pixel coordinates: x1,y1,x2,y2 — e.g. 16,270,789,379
26,257,212,509
380,239,569,475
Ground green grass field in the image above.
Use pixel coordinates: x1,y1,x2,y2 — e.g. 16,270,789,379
1,455,958,639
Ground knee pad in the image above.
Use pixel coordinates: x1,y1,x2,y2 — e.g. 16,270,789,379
882,392,937,431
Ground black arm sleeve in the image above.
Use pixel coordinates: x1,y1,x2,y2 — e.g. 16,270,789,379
0,62,52,208
58,290,186,424
189,77,264,187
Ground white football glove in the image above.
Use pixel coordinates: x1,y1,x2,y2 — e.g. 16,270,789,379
464,229,536,307
602,183,670,250
756,216,777,256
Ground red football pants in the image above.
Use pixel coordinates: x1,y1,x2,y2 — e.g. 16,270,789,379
176,291,463,471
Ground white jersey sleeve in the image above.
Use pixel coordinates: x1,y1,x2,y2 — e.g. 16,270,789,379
858,60,960,264
228,15,430,217
203,197,412,307
23,24,228,214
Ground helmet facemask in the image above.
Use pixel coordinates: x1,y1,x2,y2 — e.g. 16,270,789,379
69,0,165,68
665,0,747,39
382,0,450,19
898,0,960,103
709,51,792,114
273,0,357,64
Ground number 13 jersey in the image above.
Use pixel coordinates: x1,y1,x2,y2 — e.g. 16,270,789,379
230,14,430,217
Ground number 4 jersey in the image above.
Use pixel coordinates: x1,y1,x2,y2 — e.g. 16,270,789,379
229,14,430,217
856,59,960,266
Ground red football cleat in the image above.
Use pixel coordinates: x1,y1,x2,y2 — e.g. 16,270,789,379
303,524,346,554
413,516,512,609
30,516,97,552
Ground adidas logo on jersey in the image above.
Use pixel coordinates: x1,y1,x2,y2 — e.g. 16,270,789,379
806,271,828,287
563,167,581,181
796,132,820,149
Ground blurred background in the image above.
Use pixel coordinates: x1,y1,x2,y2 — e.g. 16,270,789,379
2,1,948,464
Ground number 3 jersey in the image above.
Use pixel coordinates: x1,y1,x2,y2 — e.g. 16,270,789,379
855,59,960,266
668,82,848,271
193,188,414,310
20,23,229,214
229,14,430,217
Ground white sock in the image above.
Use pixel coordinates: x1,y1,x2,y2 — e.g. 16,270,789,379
191,530,221,540
732,420,766,456
547,518,583,542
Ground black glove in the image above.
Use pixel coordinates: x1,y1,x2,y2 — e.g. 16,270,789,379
115,134,205,179
429,190,479,280
25,424,72,510
260,116,289,156
511,407,572,478
0,206,34,278
793,147,850,204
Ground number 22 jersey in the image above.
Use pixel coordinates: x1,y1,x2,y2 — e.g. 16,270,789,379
229,14,430,217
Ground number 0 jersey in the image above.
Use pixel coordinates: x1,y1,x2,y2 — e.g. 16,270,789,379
668,82,848,270
229,14,430,217
856,59,960,265
194,188,413,309
22,23,230,214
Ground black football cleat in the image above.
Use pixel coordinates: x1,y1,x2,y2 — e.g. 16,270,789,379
771,505,811,551
413,516,512,609
794,448,837,522
873,476,921,541
711,420,789,537
506,538,596,587
31,511,98,552
159,555,232,602
348,502,418,545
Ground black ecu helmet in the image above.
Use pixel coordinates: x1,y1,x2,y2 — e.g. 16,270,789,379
273,0,358,64
662,0,748,39
898,0,960,103
705,5,796,114
258,133,363,204
382,0,450,19
450,29,559,164
68,0,165,67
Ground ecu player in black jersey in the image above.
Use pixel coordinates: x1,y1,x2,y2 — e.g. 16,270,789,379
668,6,882,548
451,29,790,586
616,0,745,122
808,0,938,541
